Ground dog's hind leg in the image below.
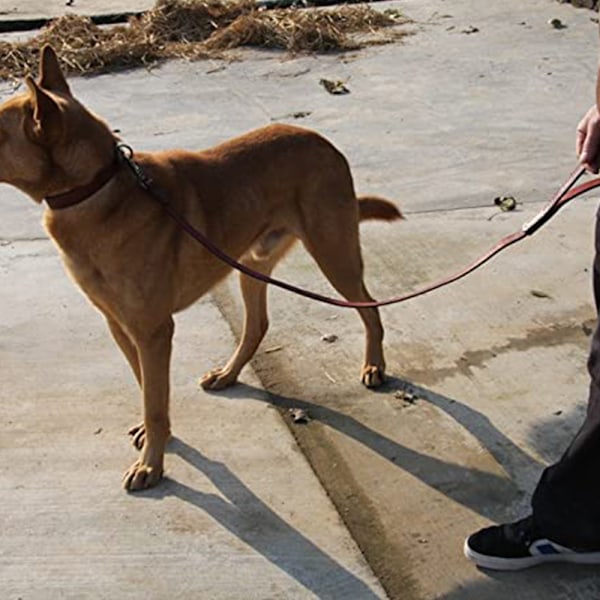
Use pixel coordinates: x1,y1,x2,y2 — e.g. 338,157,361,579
301,221,385,388
200,232,295,391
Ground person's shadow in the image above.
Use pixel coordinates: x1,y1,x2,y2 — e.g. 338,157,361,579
139,437,382,599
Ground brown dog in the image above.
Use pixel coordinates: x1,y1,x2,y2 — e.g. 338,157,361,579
0,46,401,490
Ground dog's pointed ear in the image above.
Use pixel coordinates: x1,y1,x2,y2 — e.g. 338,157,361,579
25,76,63,141
38,45,70,95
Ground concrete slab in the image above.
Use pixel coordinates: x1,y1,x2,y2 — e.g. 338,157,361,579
3,0,600,598
0,238,385,599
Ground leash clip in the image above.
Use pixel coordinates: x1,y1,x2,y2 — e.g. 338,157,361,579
116,143,154,193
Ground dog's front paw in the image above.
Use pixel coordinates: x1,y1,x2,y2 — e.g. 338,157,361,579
123,459,163,491
128,422,146,450
199,368,237,391
361,364,385,388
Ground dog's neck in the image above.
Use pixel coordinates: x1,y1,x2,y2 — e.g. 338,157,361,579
44,151,121,210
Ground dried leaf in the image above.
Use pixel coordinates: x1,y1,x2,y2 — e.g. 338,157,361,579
494,196,517,212
530,289,551,299
394,390,418,405
319,78,350,95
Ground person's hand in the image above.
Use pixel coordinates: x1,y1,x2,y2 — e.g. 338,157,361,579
577,105,600,173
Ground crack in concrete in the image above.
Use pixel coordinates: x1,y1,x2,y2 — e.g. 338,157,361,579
0,237,49,244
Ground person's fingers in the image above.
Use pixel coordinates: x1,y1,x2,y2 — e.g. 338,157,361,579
576,123,587,157
581,126,600,173
582,160,599,174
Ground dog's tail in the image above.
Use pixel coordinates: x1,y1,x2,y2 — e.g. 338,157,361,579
358,196,403,222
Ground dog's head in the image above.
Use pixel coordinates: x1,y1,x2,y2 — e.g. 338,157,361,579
0,45,116,202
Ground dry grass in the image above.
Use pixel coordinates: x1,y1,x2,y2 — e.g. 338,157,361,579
0,0,409,80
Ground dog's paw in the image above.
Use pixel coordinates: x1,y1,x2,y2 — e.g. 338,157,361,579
122,459,163,491
128,423,146,450
361,364,385,388
199,368,237,391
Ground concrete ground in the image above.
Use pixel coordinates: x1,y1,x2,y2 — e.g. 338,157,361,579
2,0,600,598
0,0,154,20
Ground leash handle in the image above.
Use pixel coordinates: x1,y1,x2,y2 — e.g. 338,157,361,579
120,149,600,309
522,165,587,235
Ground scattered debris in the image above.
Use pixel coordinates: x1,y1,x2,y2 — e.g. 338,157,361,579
553,410,563,416
319,78,350,95
0,0,409,80
93,427,103,435
206,64,227,74
494,195,517,212
582,322,594,336
324,371,337,383
289,408,310,423
66,0,75,5
383,8,404,21
394,389,419,406
321,333,338,343
271,110,311,121
460,25,479,34
548,18,567,29
530,289,552,299
264,345,283,354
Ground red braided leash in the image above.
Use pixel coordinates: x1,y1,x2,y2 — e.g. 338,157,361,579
117,147,600,309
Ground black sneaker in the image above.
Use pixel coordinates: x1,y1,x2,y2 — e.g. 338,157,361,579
464,516,600,570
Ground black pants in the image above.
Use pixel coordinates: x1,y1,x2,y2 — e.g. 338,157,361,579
532,208,600,550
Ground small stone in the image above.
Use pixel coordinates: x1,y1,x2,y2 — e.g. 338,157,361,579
321,334,338,343
289,408,310,424
548,18,567,29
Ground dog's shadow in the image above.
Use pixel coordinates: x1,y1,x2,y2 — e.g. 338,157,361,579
209,377,545,522
143,437,382,600
139,378,548,597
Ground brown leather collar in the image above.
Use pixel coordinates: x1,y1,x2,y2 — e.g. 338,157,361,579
45,154,120,210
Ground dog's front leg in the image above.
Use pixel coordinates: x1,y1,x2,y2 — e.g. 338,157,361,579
122,317,174,491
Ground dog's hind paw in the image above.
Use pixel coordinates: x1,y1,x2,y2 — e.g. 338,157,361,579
128,423,146,450
199,368,237,391
361,364,385,388
123,459,163,491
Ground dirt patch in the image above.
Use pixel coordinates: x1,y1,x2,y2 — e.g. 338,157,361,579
0,0,410,80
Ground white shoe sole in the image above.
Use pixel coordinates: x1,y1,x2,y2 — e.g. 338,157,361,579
464,538,600,571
